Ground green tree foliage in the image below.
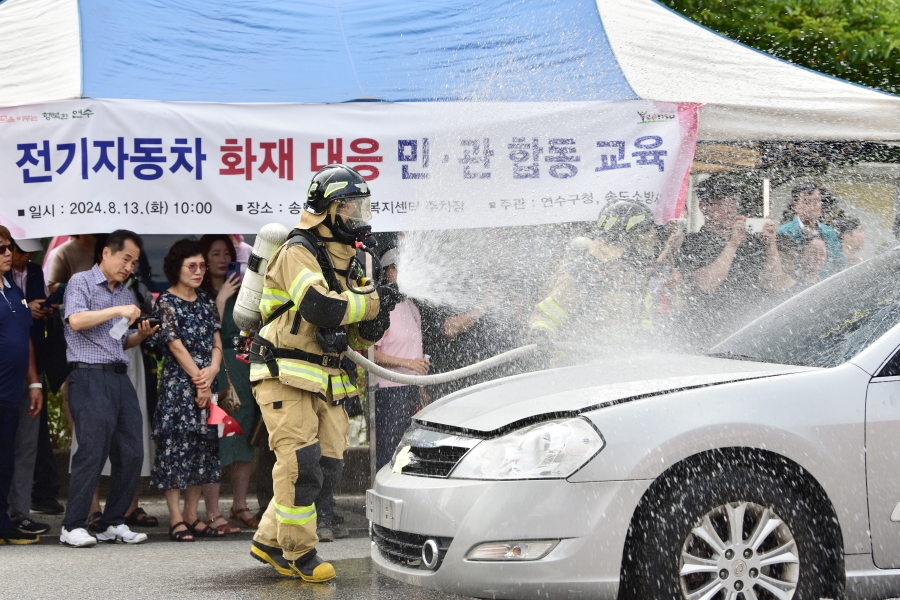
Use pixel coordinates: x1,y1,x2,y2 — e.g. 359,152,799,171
659,0,900,94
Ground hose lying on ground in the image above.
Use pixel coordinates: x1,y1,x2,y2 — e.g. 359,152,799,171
344,344,539,386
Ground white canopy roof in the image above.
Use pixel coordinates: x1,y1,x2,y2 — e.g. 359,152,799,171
598,0,900,141
1,0,898,141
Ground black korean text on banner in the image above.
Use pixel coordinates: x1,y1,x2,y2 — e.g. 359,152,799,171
0,100,699,237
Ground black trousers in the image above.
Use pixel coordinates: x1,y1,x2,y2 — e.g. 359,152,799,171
62,368,143,530
0,404,19,537
31,394,61,505
375,386,420,471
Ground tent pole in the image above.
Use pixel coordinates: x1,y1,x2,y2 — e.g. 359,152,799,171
687,174,701,232
763,177,770,218
368,345,377,487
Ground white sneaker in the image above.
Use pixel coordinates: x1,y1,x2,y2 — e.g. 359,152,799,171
60,527,98,548
96,524,148,545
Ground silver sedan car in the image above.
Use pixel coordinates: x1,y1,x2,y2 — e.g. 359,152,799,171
368,249,900,599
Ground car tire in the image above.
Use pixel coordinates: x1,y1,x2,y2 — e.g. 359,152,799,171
623,456,842,600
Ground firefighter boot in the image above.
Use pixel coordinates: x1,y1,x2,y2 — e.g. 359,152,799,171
250,539,297,578
289,548,336,583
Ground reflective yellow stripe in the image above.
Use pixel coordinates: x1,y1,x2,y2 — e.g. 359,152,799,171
626,214,647,231
259,288,292,319
261,289,290,302
344,291,366,324
530,320,558,335
538,297,568,323
642,293,654,332
330,373,357,397
250,363,270,379
278,361,329,388
274,502,317,526
288,269,326,306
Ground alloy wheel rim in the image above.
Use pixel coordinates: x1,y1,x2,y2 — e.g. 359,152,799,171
678,501,799,600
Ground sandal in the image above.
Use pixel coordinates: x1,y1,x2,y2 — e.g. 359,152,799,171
169,521,194,542
125,507,159,528
206,514,240,534
187,518,225,538
229,506,260,529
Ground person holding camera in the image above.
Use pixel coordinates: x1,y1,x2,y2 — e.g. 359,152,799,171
59,230,158,548
777,183,847,278
675,177,792,348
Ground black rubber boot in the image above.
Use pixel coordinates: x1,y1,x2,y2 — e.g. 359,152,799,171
289,548,336,583
250,540,296,578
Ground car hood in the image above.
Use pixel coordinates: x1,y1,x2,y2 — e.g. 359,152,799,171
414,354,815,434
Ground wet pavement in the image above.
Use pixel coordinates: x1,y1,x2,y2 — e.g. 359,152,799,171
0,536,467,599
0,496,468,599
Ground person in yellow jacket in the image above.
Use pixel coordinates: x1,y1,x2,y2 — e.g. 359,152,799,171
530,201,660,361
248,165,400,582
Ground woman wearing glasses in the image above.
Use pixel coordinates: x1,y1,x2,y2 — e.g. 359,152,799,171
149,239,224,542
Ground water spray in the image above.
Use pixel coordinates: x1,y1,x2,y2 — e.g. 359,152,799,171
233,222,538,385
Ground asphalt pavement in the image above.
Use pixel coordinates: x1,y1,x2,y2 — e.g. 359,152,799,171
0,496,469,600
11,496,895,600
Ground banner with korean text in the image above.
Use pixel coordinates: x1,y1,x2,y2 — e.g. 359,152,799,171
0,99,699,238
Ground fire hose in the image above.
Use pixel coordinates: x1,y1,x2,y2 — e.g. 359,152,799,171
343,344,539,386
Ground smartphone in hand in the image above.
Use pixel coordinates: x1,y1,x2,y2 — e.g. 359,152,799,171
225,261,242,282
744,218,774,234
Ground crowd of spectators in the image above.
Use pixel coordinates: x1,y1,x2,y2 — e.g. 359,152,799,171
0,176,890,548
649,177,871,348
0,229,272,547
370,177,883,416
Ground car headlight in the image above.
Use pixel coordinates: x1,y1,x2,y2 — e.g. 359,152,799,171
450,417,604,480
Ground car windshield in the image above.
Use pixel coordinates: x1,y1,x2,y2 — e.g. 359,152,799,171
710,249,900,368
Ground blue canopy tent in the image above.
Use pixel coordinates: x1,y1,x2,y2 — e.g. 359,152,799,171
2,0,898,140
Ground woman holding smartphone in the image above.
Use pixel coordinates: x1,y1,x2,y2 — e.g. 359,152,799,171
149,239,224,541
200,235,260,531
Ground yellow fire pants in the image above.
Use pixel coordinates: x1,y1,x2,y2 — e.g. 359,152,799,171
252,378,349,561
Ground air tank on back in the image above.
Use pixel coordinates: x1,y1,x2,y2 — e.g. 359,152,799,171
232,223,290,335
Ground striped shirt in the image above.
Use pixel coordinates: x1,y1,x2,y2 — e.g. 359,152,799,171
64,265,135,365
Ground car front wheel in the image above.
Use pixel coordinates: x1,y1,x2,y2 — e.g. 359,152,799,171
625,458,842,600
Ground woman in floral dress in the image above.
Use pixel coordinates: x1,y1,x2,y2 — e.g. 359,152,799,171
149,239,224,542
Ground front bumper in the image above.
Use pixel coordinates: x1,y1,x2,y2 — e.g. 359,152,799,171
370,470,651,600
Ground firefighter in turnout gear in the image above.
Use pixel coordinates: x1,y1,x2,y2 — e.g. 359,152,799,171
529,201,659,361
249,165,400,582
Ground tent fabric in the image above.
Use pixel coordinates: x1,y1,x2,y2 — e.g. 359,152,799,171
1,0,899,141
597,0,900,141
78,0,635,103
0,0,81,107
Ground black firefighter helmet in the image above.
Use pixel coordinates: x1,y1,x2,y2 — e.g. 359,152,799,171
595,201,654,245
594,201,658,266
305,164,373,245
